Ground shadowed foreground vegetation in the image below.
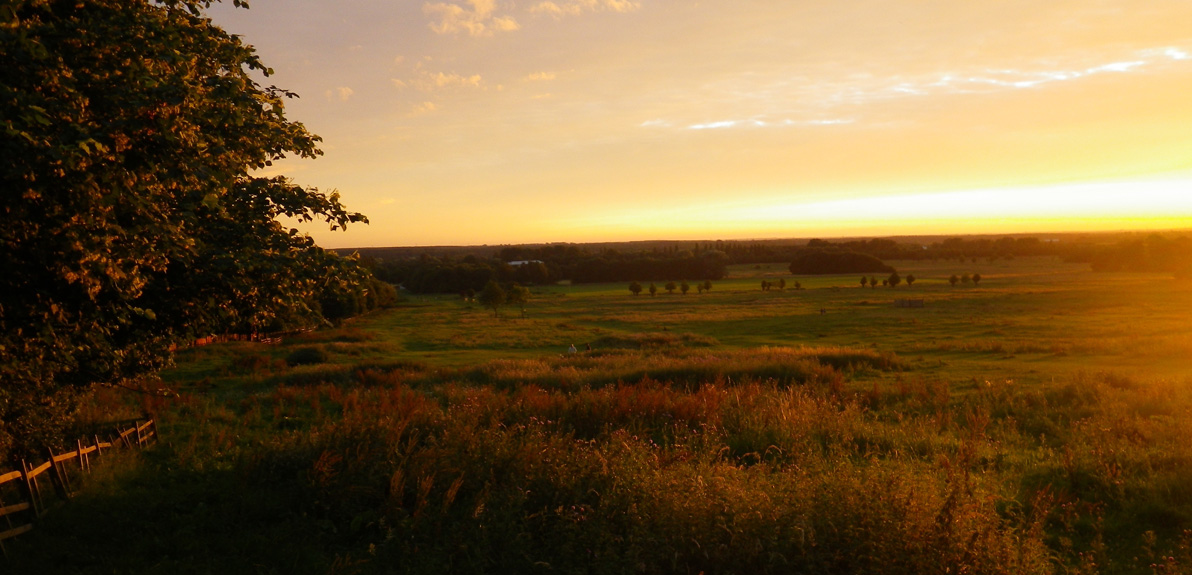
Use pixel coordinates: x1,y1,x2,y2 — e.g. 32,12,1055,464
10,350,1192,574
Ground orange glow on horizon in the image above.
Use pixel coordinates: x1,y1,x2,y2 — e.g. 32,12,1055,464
208,1,1192,248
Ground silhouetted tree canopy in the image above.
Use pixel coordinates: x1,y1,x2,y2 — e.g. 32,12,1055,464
1,0,370,458
788,250,895,275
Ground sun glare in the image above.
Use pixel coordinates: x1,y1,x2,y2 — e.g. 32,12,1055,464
561,179,1192,241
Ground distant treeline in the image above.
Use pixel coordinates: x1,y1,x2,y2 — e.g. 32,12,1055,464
357,233,1190,294
726,236,1058,264
1066,233,1192,276
369,248,729,294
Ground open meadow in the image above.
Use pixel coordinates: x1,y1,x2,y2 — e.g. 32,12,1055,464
10,256,1192,574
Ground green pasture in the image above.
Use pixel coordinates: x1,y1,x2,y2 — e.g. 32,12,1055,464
167,256,1191,390
16,255,1191,574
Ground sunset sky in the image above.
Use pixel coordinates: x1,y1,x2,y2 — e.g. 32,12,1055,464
206,0,1192,248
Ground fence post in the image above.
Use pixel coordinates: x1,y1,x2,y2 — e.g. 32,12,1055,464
134,420,142,447
46,448,72,500
21,460,42,519
78,439,89,473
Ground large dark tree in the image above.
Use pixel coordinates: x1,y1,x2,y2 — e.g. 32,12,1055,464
0,0,368,458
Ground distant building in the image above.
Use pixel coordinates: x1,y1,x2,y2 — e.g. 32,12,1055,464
507,260,544,266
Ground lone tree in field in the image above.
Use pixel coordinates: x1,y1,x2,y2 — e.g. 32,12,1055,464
949,274,960,287
761,280,770,291
665,281,677,294
870,276,878,289
629,282,643,296
649,283,658,296
972,273,982,286
1,0,371,458
888,272,902,288
906,274,916,286
507,283,530,319
680,281,690,295
477,280,506,317
778,278,786,290
703,280,713,292
861,276,869,288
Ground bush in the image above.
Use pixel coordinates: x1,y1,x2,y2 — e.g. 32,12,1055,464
286,346,329,366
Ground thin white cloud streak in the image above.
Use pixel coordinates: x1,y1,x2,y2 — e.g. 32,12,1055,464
665,46,1191,133
530,0,640,16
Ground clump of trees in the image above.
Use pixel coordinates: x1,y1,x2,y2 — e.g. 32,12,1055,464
375,248,728,294
0,0,377,459
790,249,895,275
1080,234,1192,275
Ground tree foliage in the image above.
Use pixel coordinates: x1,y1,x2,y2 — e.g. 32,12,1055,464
789,249,894,275
507,283,529,318
477,280,506,317
0,0,369,458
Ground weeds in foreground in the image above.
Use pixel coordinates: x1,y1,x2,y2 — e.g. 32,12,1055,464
12,347,1192,574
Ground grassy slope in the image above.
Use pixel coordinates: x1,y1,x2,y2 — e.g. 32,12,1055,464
9,256,1192,574
165,256,1190,384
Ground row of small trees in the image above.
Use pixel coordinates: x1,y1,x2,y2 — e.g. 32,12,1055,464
948,273,982,286
858,272,983,287
624,273,986,296
860,273,915,288
629,281,713,296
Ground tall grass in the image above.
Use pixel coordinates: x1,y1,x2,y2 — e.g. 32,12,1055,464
14,343,1192,574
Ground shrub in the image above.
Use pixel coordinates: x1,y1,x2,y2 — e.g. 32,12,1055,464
286,346,329,366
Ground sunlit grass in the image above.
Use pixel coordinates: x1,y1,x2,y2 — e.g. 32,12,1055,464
15,256,1192,573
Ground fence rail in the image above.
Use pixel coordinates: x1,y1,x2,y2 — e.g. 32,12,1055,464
0,419,158,555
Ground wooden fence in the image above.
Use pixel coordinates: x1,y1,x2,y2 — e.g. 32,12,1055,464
0,419,158,555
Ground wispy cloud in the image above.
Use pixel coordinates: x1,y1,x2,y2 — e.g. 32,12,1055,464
423,0,520,36
530,0,640,16
667,46,1190,132
393,66,485,92
410,101,438,116
688,120,737,130
684,118,855,130
523,71,557,81
430,72,484,89
325,86,355,102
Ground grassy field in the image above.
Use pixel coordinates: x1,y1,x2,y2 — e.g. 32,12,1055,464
166,256,1192,383
10,256,1192,574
